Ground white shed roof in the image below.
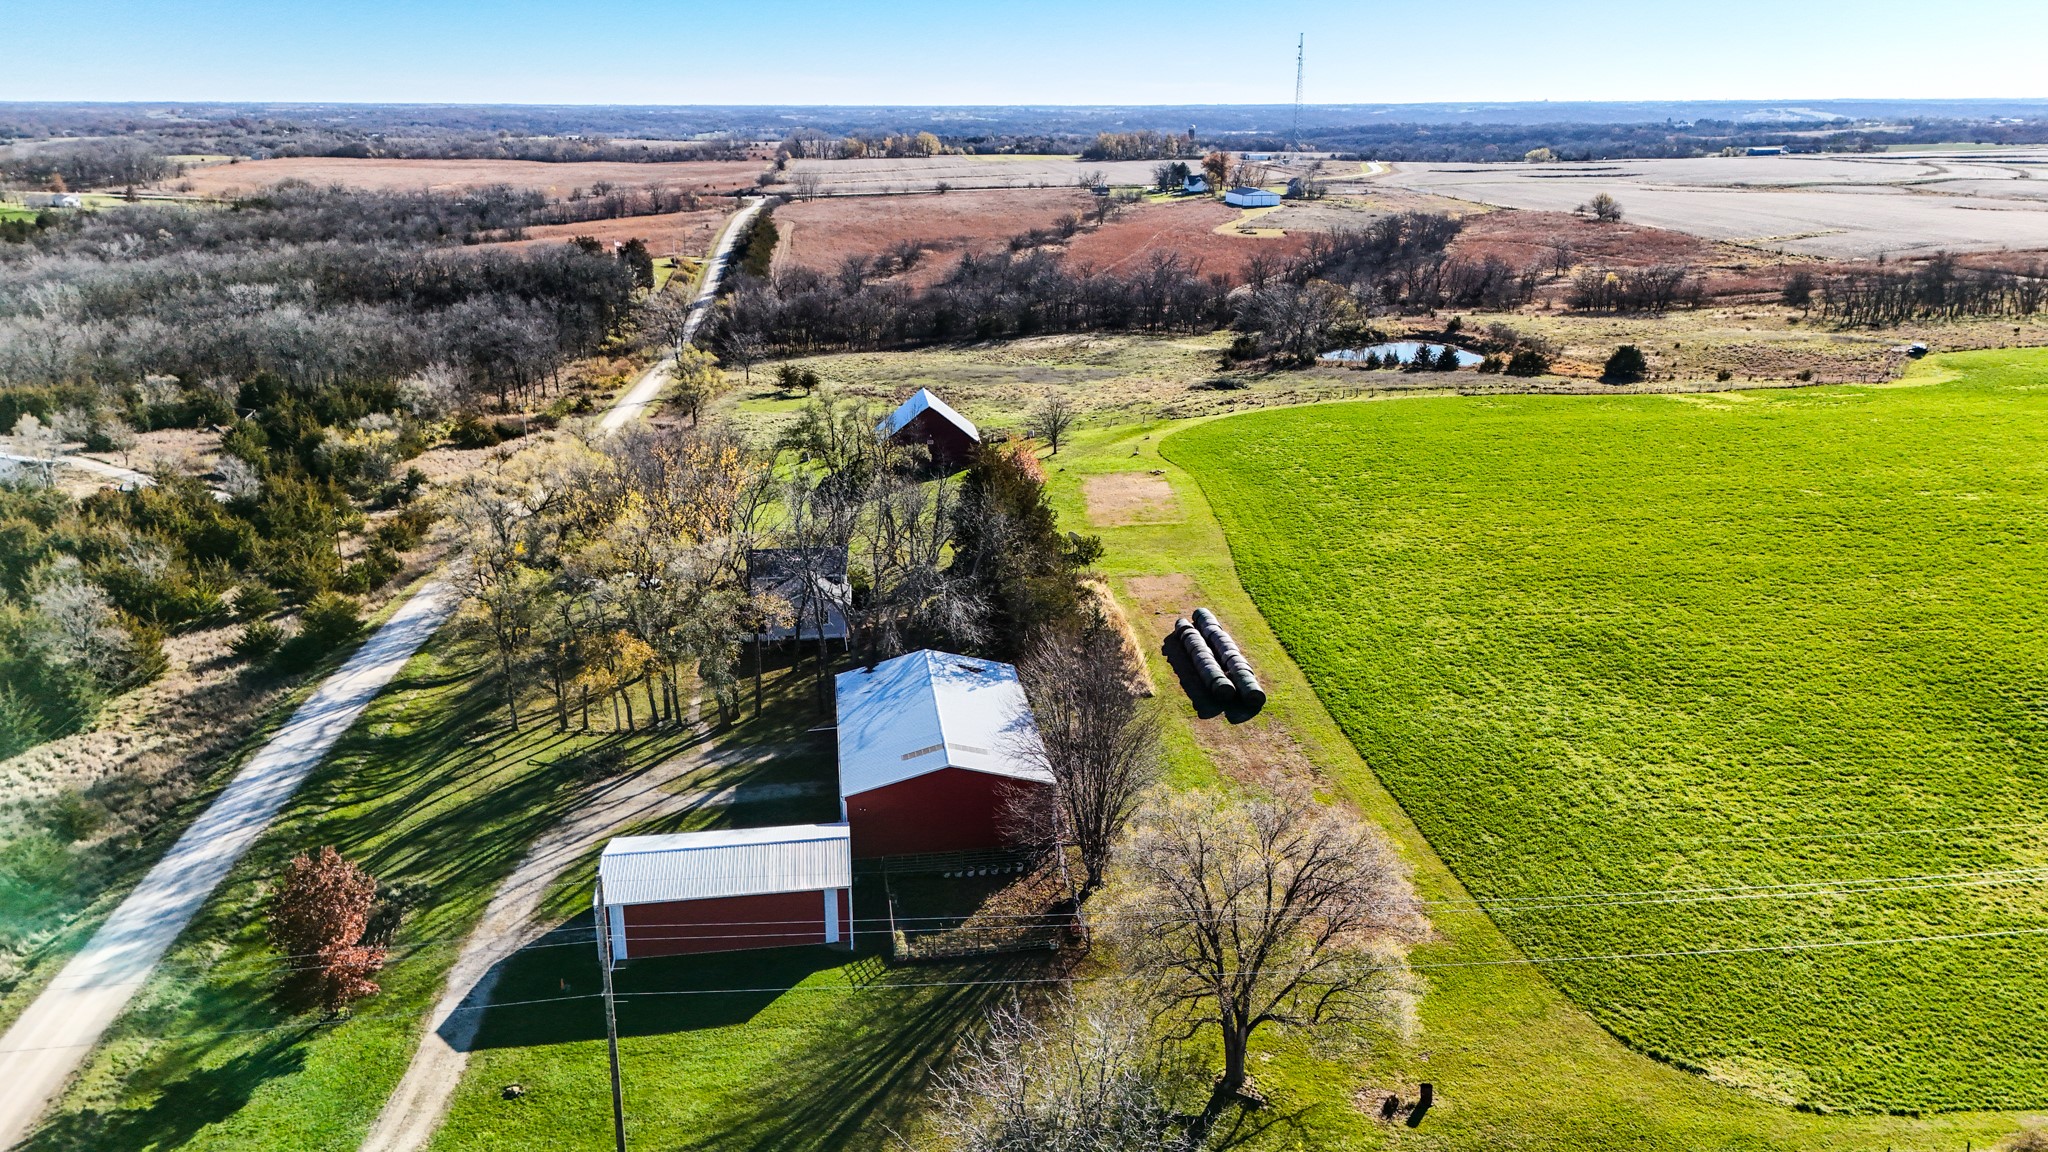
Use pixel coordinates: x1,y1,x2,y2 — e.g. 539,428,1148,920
835,649,1051,799
878,388,979,442
598,823,851,906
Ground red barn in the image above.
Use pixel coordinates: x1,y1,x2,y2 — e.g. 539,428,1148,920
595,824,852,964
878,388,980,468
836,650,1054,859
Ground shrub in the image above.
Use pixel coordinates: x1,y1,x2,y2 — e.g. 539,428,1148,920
1477,355,1504,374
448,416,502,449
233,583,282,621
1505,349,1550,377
1602,345,1648,384
299,592,363,648
232,619,284,662
1716,368,1734,383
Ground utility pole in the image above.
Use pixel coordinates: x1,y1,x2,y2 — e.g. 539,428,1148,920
1292,34,1305,152
596,879,627,1152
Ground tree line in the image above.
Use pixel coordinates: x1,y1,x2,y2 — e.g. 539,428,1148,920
1816,255,2048,326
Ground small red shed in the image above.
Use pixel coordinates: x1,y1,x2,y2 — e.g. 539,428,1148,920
878,388,980,467
595,823,852,964
835,650,1053,859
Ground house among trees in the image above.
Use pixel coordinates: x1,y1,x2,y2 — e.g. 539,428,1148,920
748,546,850,642
878,387,979,467
595,824,853,963
1224,186,1281,208
1181,173,1210,195
835,650,1052,859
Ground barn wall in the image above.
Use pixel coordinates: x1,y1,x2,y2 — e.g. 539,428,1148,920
893,409,977,467
621,889,830,957
846,767,1048,858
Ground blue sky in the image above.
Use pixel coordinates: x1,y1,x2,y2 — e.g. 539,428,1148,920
7,0,2046,105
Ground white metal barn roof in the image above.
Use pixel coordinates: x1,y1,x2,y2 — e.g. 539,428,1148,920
834,649,1052,799
598,823,852,906
877,388,980,442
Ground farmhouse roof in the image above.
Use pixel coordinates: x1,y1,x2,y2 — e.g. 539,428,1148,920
834,649,1051,799
598,823,852,906
878,388,979,443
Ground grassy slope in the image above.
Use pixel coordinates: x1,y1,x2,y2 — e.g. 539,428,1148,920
1125,350,2048,1141
22,634,704,1152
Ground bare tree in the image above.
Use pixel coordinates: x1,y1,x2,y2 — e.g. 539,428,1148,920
724,330,766,387
1014,618,1159,899
927,992,1196,1152
1585,192,1623,223
791,167,824,202
1026,394,1078,456
1108,778,1424,1121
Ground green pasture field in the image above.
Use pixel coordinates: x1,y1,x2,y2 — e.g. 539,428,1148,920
1160,349,2048,1115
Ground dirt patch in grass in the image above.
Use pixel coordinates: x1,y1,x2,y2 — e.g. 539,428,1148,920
489,207,732,259
163,157,767,198
774,189,1091,287
1081,471,1180,526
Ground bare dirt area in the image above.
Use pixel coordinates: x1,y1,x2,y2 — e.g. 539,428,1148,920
774,189,1091,287
162,157,768,199
1065,199,1309,278
1081,471,1180,526
781,155,1158,195
1376,150,2048,258
489,207,731,259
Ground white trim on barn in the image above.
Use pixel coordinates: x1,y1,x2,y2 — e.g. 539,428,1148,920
834,650,1051,806
878,388,979,443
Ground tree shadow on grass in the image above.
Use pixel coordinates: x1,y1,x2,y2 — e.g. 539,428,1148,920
464,909,1045,1152
463,912,848,1049
20,1030,311,1152
670,954,1048,1152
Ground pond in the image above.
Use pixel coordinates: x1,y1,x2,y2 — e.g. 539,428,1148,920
1321,341,1484,368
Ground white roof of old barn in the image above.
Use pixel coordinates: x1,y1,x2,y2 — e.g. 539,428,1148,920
835,649,1051,799
878,388,979,442
598,823,851,906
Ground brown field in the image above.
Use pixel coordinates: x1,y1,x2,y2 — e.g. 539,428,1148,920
161,156,769,199
774,189,1091,286
1082,471,1181,526
489,207,733,258
781,155,1160,195
1065,199,1309,278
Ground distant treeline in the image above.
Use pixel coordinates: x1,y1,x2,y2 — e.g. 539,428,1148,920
1817,256,2048,327
703,211,1520,357
0,139,177,189
1311,116,2048,162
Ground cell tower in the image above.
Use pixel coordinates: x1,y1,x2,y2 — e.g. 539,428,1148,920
1291,34,1305,151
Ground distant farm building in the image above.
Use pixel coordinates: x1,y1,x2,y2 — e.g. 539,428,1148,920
596,824,852,963
748,546,850,642
879,387,979,466
836,650,1053,859
1225,187,1281,207
1747,146,1786,156
1182,174,1210,195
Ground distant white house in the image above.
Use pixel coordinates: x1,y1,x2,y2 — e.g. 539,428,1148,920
1224,187,1281,208
18,192,81,209
1181,174,1209,195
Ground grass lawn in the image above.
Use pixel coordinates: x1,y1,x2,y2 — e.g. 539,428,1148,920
22,633,706,1152
1155,349,2048,1120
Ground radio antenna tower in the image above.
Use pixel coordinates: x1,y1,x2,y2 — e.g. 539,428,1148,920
1291,34,1305,151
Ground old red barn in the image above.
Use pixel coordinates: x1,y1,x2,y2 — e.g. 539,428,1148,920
878,388,980,467
595,824,852,963
836,649,1053,859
